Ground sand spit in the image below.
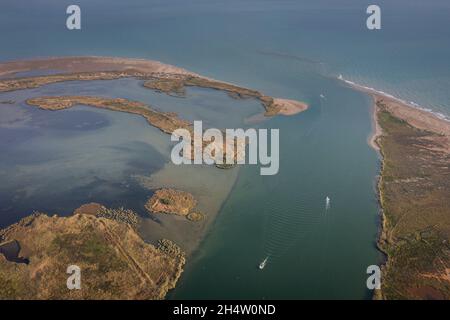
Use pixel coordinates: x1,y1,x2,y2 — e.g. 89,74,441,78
0,56,308,117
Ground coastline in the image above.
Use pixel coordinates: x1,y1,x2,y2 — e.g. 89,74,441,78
339,75,450,123
342,76,450,299
0,56,312,298
0,56,309,117
0,56,310,255
340,76,450,151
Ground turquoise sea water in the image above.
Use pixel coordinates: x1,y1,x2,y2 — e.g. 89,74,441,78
1,0,449,299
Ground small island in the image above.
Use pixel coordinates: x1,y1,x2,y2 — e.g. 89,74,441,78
145,189,204,222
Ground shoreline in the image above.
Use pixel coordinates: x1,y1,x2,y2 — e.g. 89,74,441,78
339,75,450,123
0,56,310,258
368,99,383,152
342,76,450,299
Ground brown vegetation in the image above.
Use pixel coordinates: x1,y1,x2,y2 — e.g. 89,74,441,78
0,211,185,299
374,97,450,299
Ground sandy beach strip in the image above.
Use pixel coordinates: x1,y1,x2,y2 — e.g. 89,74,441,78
341,78,450,153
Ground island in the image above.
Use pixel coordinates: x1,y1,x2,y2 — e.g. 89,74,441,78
0,206,185,300
145,189,204,222
0,56,308,116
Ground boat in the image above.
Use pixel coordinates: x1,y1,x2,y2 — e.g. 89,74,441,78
325,196,331,209
259,257,268,270
320,93,325,99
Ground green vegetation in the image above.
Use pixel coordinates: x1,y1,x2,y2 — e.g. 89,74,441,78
187,212,204,222
0,69,288,116
376,103,450,299
51,231,128,272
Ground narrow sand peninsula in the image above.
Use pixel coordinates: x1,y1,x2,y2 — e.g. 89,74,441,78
0,56,308,117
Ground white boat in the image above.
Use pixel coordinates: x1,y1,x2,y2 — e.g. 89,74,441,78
259,257,268,270
325,196,331,209
320,94,325,99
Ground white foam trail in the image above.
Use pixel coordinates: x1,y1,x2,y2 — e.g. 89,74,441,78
337,75,450,122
